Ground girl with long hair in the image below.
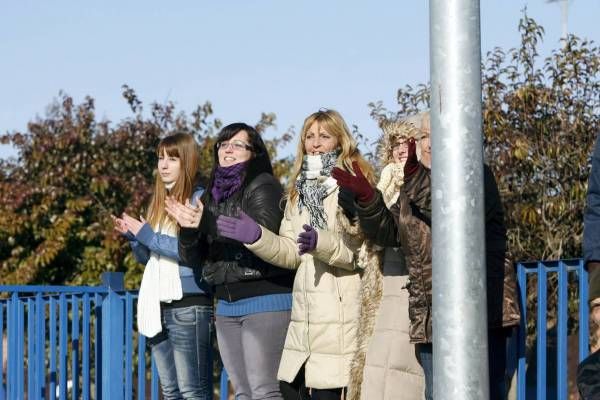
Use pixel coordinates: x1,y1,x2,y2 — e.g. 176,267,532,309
113,132,213,400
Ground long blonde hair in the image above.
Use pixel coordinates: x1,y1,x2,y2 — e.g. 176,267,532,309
288,109,375,203
146,132,200,230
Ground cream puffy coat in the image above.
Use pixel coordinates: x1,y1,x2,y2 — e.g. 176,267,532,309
353,248,425,400
347,161,425,400
246,187,363,389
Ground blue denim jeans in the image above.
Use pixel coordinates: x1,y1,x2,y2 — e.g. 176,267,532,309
416,343,433,400
148,304,213,400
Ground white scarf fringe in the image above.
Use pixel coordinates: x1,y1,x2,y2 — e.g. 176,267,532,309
137,223,183,338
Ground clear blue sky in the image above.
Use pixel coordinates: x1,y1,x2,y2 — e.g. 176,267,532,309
1,0,598,160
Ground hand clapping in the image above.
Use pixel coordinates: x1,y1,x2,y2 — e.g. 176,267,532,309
165,197,204,228
111,213,145,236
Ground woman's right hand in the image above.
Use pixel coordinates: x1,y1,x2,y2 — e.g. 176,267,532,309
111,214,129,234
165,197,204,228
404,138,419,180
331,161,375,204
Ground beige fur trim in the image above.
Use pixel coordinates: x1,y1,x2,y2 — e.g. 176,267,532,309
335,206,366,258
378,118,423,165
334,205,385,399
346,240,384,400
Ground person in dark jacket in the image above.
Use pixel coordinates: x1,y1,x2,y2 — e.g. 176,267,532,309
583,134,600,320
165,123,293,400
332,115,520,400
579,133,600,399
113,132,213,400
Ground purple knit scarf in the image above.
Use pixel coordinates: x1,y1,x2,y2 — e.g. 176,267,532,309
211,161,249,203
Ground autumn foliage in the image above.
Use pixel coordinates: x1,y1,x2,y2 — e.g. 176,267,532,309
1,16,598,289
370,15,599,262
0,86,294,287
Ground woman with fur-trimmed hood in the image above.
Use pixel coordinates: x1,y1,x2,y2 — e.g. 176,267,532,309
334,112,521,400
344,116,427,400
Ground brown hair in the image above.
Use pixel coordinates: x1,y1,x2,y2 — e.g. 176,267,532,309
146,132,200,230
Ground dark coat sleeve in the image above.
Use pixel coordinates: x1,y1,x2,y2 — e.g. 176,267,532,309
355,190,401,248
243,174,284,234
584,136,600,266
483,165,507,252
584,135,600,302
178,227,207,269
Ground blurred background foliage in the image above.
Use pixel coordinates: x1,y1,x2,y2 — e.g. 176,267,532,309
0,85,295,288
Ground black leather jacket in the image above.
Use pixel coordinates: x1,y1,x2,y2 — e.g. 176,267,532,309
179,172,294,301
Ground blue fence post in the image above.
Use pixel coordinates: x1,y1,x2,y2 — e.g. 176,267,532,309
578,260,590,362
536,262,548,400
220,369,229,400
101,272,125,400
517,263,527,400
557,261,568,400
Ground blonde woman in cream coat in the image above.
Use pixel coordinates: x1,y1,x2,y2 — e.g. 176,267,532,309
217,109,376,400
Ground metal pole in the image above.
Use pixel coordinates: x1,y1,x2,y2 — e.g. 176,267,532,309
547,0,570,44
561,0,569,41
429,1,489,399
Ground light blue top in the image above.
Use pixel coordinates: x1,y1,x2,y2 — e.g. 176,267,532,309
127,188,211,295
216,293,292,316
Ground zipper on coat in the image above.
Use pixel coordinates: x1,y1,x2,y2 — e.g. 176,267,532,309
225,284,232,302
332,266,345,357
304,254,311,353
333,266,342,302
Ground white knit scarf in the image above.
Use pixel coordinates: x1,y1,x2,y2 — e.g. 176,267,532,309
137,222,183,338
295,150,339,229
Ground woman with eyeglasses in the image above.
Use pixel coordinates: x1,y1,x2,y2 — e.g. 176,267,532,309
166,123,294,400
346,118,425,400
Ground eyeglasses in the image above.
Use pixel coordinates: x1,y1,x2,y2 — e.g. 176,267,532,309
216,140,253,151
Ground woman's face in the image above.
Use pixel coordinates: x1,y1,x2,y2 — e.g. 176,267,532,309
391,138,409,164
158,148,181,185
304,122,339,155
217,130,253,167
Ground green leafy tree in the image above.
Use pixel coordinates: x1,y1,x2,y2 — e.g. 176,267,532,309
0,86,294,288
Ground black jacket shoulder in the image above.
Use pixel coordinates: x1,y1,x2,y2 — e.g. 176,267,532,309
242,172,284,234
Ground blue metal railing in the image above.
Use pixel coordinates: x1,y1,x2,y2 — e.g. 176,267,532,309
0,260,593,399
0,272,159,400
516,259,590,400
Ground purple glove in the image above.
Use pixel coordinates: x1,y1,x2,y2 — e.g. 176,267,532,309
297,225,318,255
216,211,261,244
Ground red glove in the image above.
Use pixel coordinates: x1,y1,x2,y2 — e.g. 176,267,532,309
331,161,375,204
404,138,419,180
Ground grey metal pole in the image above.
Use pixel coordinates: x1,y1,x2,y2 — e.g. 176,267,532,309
429,1,489,399
546,0,570,45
